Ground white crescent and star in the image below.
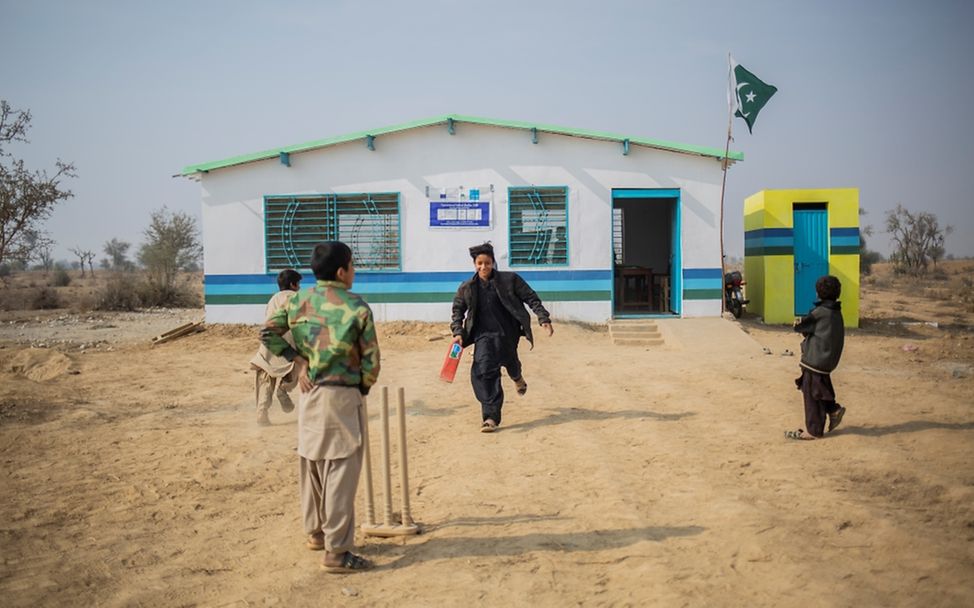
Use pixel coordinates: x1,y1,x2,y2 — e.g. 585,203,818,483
735,82,753,117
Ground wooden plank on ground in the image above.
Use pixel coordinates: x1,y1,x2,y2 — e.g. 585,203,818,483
151,321,205,346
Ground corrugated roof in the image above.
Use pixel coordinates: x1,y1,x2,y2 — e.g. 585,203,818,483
180,113,743,176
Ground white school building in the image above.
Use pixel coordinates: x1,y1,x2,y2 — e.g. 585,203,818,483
180,114,741,324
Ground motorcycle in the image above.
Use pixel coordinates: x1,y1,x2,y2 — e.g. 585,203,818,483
724,270,749,318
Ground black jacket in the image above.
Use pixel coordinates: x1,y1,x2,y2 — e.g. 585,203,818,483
794,299,844,373
451,270,551,347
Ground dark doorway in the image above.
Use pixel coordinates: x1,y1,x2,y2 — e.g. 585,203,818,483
611,189,679,316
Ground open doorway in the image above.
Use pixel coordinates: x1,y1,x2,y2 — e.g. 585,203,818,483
611,189,680,316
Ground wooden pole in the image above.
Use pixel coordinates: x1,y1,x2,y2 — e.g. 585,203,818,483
719,52,735,313
359,395,376,529
380,386,393,527
397,387,414,527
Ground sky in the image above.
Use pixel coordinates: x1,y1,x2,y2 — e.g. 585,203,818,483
2,0,973,264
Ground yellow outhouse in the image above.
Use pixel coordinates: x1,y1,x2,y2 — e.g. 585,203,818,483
743,188,859,327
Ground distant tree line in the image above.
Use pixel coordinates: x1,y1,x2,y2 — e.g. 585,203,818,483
1,100,202,308
859,205,953,277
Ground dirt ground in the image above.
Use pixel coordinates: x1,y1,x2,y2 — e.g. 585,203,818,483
1,262,972,607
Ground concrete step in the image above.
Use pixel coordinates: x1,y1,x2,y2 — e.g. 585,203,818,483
607,320,664,346
611,330,661,341
608,324,659,333
613,337,665,347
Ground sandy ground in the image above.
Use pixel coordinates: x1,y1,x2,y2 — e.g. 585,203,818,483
1,265,973,607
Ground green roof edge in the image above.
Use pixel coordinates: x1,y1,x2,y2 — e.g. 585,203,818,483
180,113,743,176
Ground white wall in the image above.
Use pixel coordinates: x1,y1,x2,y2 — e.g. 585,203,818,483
201,123,723,274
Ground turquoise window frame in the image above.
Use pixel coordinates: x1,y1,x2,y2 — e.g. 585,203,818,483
507,186,570,267
263,192,402,273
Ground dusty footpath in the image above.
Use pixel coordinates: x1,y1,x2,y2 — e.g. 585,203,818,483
0,288,973,607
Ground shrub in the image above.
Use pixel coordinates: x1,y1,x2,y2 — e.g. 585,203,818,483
138,208,202,303
51,268,71,286
136,281,200,308
31,287,61,309
860,249,882,276
94,275,142,311
959,277,974,312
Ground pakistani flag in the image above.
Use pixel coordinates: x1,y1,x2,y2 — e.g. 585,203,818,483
730,58,777,133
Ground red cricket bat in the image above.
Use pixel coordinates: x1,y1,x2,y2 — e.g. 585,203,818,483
439,341,464,382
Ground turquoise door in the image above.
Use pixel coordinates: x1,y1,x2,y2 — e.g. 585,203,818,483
793,208,829,315
670,196,681,314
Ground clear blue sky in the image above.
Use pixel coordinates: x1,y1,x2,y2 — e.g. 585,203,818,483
2,0,972,263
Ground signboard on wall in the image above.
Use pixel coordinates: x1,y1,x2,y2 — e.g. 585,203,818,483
429,201,491,227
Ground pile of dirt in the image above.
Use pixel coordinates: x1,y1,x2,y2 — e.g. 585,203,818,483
194,323,253,341
3,348,74,382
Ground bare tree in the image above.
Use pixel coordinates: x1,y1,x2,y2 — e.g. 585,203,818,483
36,237,55,273
929,243,946,270
68,246,95,278
885,204,953,275
69,246,86,277
0,100,76,266
6,227,52,270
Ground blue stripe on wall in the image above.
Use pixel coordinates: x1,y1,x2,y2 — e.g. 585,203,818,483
205,279,612,296
205,269,611,285
829,236,860,248
830,227,860,237
745,227,794,256
745,227,793,240
204,268,729,303
682,268,722,299
204,270,613,297
752,236,794,248
683,277,721,290
682,268,722,280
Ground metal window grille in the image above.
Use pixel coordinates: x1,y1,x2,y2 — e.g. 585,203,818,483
508,187,568,266
264,193,401,271
612,207,624,265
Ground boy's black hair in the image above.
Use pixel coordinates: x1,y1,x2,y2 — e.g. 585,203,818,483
277,268,302,290
469,242,495,262
815,275,841,301
310,241,353,281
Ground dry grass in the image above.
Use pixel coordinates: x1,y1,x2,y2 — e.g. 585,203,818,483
0,270,204,312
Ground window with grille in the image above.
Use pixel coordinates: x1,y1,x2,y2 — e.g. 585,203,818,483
507,186,569,266
264,193,401,272
612,207,624,265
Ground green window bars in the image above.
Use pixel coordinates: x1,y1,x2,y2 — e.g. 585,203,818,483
264,193,401,271
508,186,569,266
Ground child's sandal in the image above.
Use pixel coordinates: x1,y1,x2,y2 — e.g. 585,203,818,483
784,429,816,440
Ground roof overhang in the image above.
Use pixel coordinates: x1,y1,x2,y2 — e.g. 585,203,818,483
179,113,743,178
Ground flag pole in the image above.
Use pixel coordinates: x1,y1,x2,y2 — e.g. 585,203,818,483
718,53,734,313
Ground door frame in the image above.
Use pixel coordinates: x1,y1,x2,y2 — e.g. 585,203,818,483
610,188,682,317
792,203,829,315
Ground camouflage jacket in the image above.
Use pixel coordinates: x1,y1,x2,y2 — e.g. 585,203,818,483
261,280,380,394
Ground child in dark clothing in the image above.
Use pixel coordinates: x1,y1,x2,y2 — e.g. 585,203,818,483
451,242,553,433
786,275,847,440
